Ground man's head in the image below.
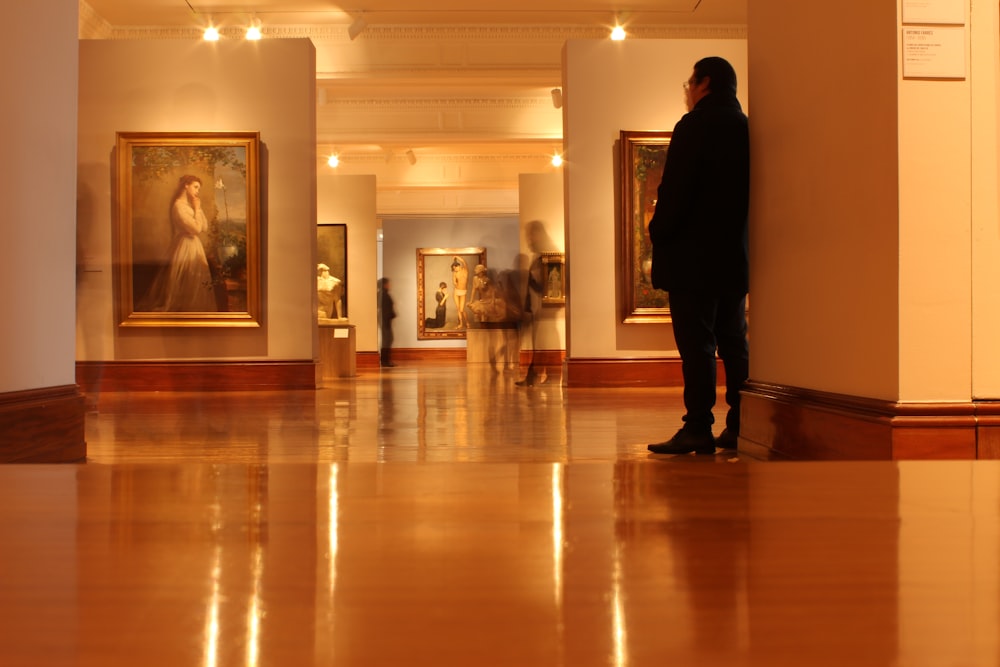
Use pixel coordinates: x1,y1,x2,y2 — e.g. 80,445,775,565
685,56,738,110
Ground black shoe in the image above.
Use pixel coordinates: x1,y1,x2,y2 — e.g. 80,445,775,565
648,428,716,455
715,429,739,450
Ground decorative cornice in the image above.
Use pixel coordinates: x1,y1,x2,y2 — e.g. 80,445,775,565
320,97,553,111
98,23,746,42
78,0,113,39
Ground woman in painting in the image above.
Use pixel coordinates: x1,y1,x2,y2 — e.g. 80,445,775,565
425,281,448,329
142,174,217,312
451,256,470,329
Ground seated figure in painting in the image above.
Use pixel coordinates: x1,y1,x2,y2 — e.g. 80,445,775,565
317,263,345,320
468,264,508,323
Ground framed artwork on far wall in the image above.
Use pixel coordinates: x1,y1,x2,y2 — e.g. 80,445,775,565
114,131,262,327
540,253,566,306
317,223,347,320
417,247,487,340
620,130,671,323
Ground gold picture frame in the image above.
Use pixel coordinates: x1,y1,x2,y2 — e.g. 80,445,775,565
417,247,487,340
115,131,262,327
540,253,566,306
620,130,671,323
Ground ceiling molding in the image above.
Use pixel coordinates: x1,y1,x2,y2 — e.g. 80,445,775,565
95,23,745,42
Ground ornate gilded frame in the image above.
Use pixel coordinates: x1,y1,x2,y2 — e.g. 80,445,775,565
417,247,487,340
115,131,261,327
620,130,671,323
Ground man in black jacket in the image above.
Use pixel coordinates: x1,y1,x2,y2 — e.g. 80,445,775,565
647,56,750,455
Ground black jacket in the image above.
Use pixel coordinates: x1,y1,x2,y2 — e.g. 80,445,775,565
647,93,749,295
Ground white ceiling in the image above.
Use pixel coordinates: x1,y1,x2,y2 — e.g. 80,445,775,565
85,0,746,29
81,0,748,198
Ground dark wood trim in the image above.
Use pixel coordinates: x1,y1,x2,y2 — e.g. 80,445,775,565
519,349,565,368
389,348,468,363
356,351,382,370
76,360,316,393
740,381,983,460
565,357,725,388
0,385,86,463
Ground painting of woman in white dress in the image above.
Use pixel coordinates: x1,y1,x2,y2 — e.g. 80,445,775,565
116,132,260,326
140,175,217,311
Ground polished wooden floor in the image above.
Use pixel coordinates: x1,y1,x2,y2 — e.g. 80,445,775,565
2,362,999,666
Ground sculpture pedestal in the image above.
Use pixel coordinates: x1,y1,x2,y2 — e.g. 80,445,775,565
465,323,519,370
318,322,355,381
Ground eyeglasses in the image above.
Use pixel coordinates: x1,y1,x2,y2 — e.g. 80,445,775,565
682,81,691,92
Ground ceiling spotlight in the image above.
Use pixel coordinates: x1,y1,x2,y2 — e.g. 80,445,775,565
348,15,368,40
550,88,563,109
405,149,417,165
327,154,340,168
610,24,627,41
551,153,564,168
203,26,220,41
246,18,262,41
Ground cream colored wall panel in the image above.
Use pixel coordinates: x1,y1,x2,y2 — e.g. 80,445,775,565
970,1,1000,400
563,38,747,361
746,0,898,400
77,40,317,363
317,175,379,353
377,189,519,216
2,0,78,393
898,75,972,402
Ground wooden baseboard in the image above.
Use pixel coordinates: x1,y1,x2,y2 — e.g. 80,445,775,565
76,360,316,392
0,385,86,462
565,357,725,388
387,348,469,363
519,350,565,368
740,381,988,460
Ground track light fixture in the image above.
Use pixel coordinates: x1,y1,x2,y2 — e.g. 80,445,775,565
246,17,262,40
348,14,368,40
405,149,417,165
550,88,563,109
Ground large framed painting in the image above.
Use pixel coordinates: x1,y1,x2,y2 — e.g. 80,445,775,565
620,130,671,323
115,131,261,327
317,223,347,320
417,247,487,340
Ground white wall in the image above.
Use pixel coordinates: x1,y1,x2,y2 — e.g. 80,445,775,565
0,0,78,393
562,38,748,360
969,1,1000,399
519,173,566,351
77,39,317,362
317,174,379,353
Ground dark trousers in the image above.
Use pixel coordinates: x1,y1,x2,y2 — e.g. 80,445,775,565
668,290,749,434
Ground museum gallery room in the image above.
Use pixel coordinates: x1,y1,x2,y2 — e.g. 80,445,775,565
2,0,1000,665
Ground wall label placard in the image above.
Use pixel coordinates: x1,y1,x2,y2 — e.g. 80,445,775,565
902,26,966,79
902,0,964,25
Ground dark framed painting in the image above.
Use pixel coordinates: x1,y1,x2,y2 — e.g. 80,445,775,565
620,130,671,323
540,253,566,306
114,131,261,327
417,247,487,340
317,223,347,320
